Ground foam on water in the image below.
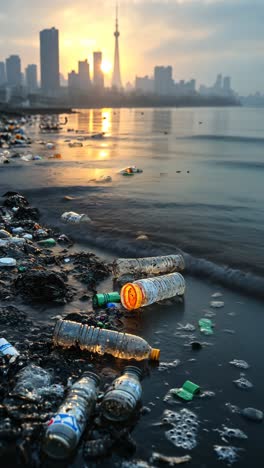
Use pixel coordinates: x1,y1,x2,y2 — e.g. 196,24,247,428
162,409,199,450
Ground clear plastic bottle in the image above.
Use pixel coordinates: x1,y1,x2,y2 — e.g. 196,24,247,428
121,272,185,310
53,319,160,361
43,372,100,460
101,366,142,421
0,338,19,357
113,254,184,277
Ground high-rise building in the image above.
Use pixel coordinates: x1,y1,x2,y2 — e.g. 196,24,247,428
0,62,6,86
93,52,104,90
68,70,79,90
154,66,174,95
78,60,91,92
25,64,38,92
6,55,21,87
135,76,154,94
223,76,231,92
40,27,60,95
112,6,122,89
214,73,222,90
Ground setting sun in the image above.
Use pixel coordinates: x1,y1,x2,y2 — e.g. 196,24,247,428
101,60,112,75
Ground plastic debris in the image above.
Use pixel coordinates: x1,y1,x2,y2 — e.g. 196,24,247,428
46,142,55,149
172,380,200,402
13,365,54,401
102,366,142,421
150,453,191,465
0,258,17,267
0,338,19,357
61,211,92,224
198,318,214,335
121,273,185,310
0,229,11,239
177,323,196,332
93,292,121,308
53,319,160,361
43,372,100,459
214,446,243,465
229,359,250,370
210,301,224,308
162,408,199,450
118,166,143,175
37,238,56,248
113,255,185,277
240,407,263,422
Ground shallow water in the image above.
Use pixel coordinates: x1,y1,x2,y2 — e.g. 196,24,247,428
1,107,264,467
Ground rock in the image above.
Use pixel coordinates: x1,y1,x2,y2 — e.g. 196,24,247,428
241,408,263,422
191,341,202,350
14,207,40,221
136,235,149,241
15,270,73,304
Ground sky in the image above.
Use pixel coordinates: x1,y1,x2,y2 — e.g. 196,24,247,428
0,0,263,94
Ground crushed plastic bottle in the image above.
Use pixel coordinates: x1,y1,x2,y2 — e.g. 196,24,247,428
0,338,19,357
53,319,160,361
61,211,92,224
113,254,185,277
43,372,100,460
101,366,142,421
121,273,185,311
0,258,17,267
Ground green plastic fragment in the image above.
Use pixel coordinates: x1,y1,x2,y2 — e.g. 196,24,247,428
38,238,56,248
93,292,121,308
172,380,200,401
18,266,27,272
198,318,214,335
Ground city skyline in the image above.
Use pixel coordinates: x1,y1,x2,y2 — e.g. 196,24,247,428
0,0,263,94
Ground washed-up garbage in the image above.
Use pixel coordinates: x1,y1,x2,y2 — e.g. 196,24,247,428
113,255,184,277
172,380,200,402
53,319,160,361
3,193,29,208
11,227,24,234
119,166,143,175
13,364,64,402
48,153,62,159
46,143,55,150
14,206,40,221
43,372,100,460
102,366,142,422
0,229,11,239
93,292,121,308
61,211,92,224
0,338,19,357
0,258,17,267
15,270,72,303
121,273,185,311
37,238,56,248
198,318,214,335
150,453,191,465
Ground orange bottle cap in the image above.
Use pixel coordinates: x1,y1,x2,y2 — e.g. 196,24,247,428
121,283,143,310
150,348,160,361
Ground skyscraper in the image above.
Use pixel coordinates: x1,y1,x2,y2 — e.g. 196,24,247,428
78,60,91,92
68,70,79,90
40,27,60,95
25,64,38,91
112,5,122,89
154,66,174,95
93,52,104,90
0,62,6,86
6,55,21,87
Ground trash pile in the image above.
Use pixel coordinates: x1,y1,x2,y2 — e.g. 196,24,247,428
0,192,262,466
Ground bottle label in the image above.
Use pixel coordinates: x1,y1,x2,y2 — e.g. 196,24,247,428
48,414,80,435
0,340,19,356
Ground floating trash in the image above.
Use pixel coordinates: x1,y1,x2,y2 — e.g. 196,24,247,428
198,318,213,335
214,445,243,465
229,359,250,370
150,452,191,465
162,408,199,450
13,365,59,402
210,301,224,308
233,375,253,390
158,359,181,372
177,323,196,332
172,380,200,402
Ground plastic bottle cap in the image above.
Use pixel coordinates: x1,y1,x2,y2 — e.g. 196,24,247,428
121,283,143,310
44,433,71,460
150,348,160,361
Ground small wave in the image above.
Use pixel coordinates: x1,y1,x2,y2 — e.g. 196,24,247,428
210,160,264,171
187,134,264,144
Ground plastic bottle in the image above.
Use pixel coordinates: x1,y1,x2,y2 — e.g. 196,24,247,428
0,258,17,267
93,292,121,308
53,319,160,361
0,338,19,357
113,254,185,277
121,272,185,311
43,372,100,460
101,366,142,421
37,238,56,247
61,211,91,224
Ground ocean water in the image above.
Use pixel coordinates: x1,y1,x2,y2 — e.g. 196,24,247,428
3,106,263,296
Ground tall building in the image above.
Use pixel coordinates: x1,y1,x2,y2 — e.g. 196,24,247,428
154,66,174,95
223,76,231,92
93,52,104,90
0,62,6,86
78,60,91,92
112,5,122,89
40,27,60,95
135,76,154,94
214,73,222,91
68,70,79,90
25,64,38,91
6,55,21,87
